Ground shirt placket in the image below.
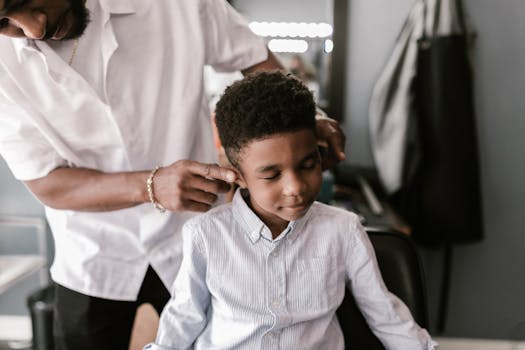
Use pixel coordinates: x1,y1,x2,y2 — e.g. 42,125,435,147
263,237,289,349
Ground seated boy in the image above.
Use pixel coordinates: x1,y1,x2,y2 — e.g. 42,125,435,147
145,71,437,350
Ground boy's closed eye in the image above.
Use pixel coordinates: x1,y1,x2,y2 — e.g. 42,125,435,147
259,169,280,181
263,173,280,181
259,157,319,181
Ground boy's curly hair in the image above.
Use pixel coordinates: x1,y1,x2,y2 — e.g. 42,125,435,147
215,70,316,167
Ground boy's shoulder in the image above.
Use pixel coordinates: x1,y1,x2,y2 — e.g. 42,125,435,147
301,202,367,253
306,201,364,238
186,201,233,226
309,201,362,226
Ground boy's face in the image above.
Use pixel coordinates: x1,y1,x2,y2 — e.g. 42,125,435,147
236,129,322,236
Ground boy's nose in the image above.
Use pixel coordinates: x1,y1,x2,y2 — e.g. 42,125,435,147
282,173,306,197
4,10,47,39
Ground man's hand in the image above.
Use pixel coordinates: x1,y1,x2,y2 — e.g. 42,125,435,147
315,114,346,170
153,160,237,212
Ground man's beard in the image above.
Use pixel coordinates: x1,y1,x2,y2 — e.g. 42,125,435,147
59,0,90,40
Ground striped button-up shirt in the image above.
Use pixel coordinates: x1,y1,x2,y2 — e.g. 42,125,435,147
146,190,437,350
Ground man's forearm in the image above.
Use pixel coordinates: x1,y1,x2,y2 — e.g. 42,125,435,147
23,160,238,213
24,167,149,212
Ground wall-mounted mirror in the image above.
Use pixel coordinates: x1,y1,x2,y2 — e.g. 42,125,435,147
205,0,346,122
233,0,334,110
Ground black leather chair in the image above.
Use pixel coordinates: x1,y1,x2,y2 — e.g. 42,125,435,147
336,230,429,350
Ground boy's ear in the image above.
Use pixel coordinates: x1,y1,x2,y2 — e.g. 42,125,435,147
229,166,247,188
236,175,247,189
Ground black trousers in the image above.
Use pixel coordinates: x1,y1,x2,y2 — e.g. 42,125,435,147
53,266,170,350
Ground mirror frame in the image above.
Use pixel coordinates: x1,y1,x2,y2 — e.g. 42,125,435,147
327,0,348,122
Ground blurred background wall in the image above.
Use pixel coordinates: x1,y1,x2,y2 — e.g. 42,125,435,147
1,0,524,341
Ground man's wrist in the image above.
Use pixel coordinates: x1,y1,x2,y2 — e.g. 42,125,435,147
146,166,166,213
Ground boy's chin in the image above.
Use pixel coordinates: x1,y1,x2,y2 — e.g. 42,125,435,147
280,205,311,221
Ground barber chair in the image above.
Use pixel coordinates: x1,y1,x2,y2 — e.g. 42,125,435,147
337,230,429,350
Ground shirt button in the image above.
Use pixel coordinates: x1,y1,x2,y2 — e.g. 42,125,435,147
271,299,280,308
271,250,278,257
267,331,278,338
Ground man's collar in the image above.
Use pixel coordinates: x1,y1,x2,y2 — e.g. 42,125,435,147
10,37,36,63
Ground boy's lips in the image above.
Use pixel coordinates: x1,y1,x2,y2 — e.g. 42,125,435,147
282,201,309,214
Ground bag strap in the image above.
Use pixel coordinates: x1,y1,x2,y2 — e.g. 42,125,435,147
431,0,442,38
420,0,438,40
422,0,468,40
455,0,469,35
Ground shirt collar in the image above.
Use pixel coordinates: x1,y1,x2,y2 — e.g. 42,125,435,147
231,188,313,244
10,38,35,62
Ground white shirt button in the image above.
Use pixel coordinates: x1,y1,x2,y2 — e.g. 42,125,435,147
266,331,278,338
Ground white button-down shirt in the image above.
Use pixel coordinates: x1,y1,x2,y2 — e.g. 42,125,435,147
147,190,437,350
0,0,267,300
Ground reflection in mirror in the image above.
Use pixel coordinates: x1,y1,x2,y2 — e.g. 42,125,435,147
246,21,333,108
205,0,334,110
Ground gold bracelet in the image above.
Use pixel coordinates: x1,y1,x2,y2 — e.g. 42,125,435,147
146,166,166,213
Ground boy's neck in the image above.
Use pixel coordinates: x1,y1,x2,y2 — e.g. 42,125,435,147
240,189,288,239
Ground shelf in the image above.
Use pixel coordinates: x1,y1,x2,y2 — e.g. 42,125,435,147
0,215,46,230
0,315,32,342
0,255,46,294
0,215,48,295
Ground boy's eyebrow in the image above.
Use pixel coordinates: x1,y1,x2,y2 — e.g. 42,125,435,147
254,149,319,174
255,164,280,173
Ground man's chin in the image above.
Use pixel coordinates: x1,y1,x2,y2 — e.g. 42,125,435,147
60,0,90,40
64,16,89,40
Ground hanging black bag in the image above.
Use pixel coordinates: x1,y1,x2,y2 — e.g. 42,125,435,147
400,0,483,245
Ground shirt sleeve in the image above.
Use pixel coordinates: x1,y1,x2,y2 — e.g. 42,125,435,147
0,96,66,181
345,220,438,350
147,222,211,350
200,0,268,72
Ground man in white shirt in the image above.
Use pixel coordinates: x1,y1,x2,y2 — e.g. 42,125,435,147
0,0,345,348
147,71,436,350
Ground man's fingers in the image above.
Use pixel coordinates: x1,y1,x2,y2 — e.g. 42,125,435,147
191,161,237,183
182,200,213,213
317,119,346,162
185,189,218,206
190,175,232,194
326,122,346,161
